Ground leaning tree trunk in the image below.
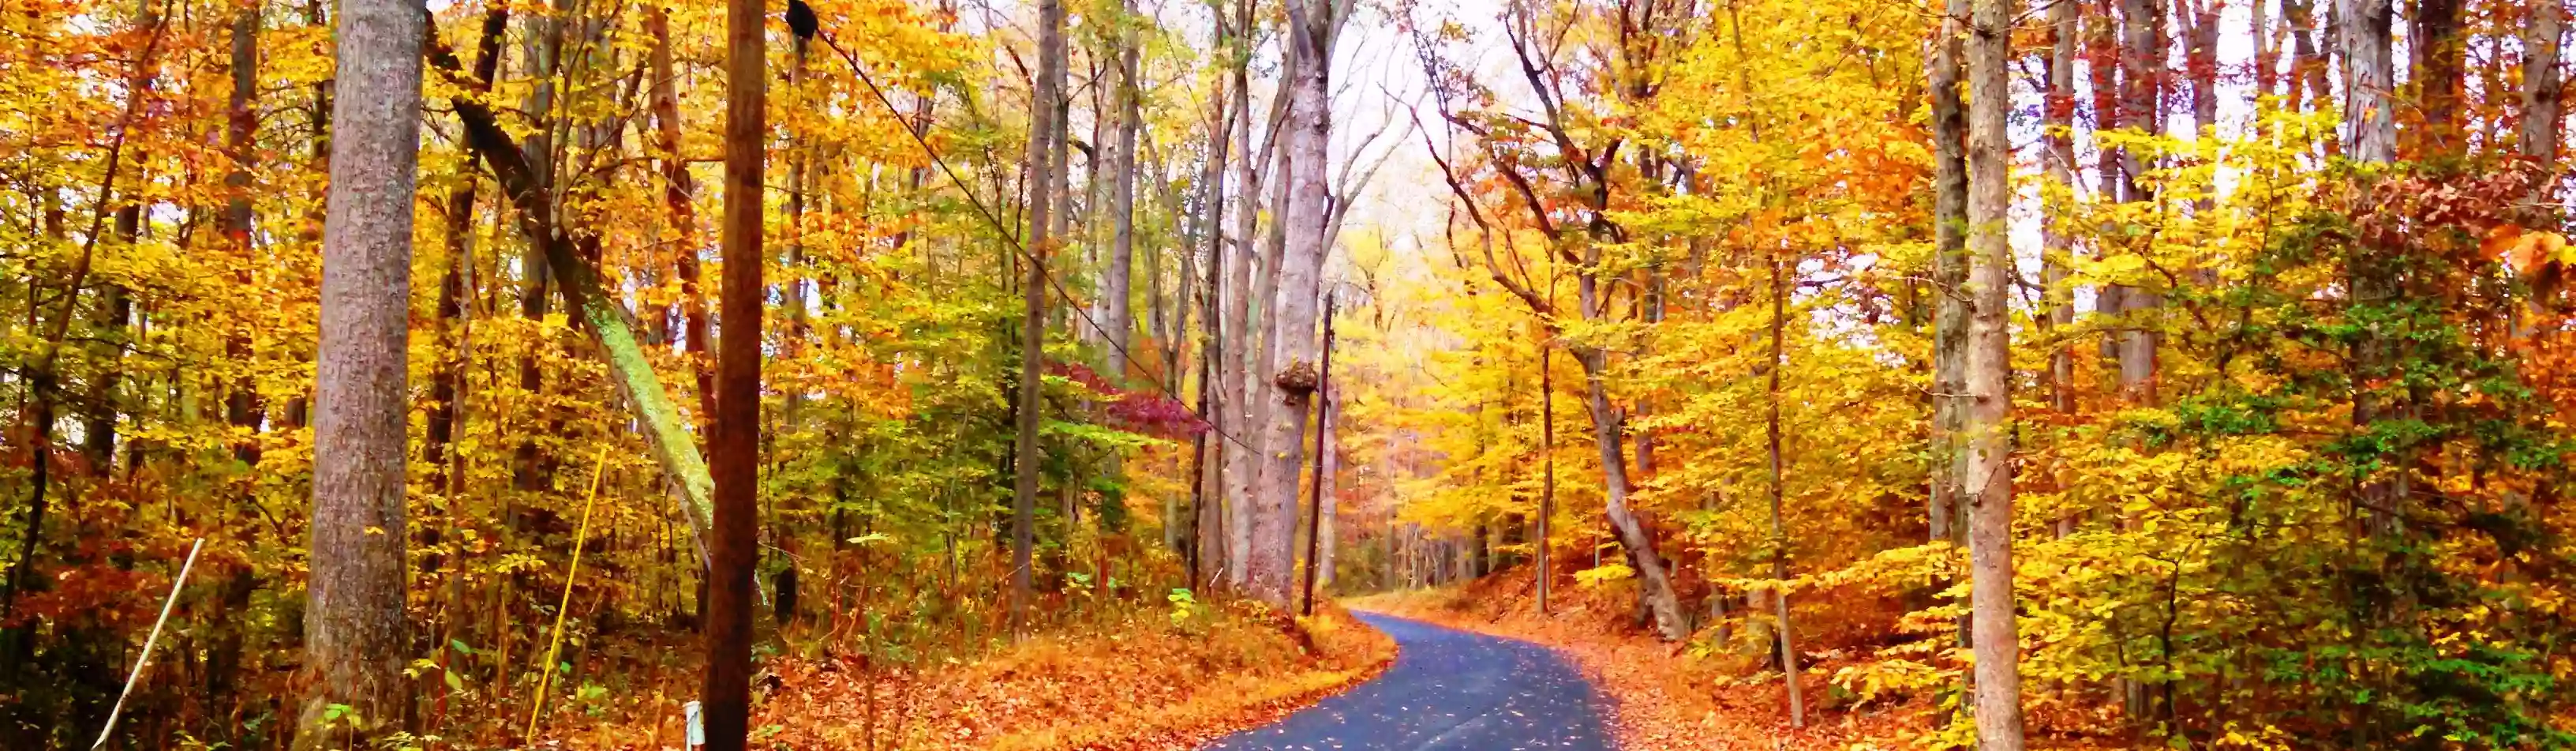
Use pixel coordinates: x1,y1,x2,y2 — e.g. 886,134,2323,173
296,0,422,743
1964,0,2027,747
1248,0,1333,608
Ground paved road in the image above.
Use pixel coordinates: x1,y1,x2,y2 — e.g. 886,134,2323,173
1201,612,1615,750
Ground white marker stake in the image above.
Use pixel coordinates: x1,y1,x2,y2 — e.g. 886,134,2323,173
684,700,705,749
92,538,204,750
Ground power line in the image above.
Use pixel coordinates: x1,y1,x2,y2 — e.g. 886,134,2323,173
818,32,1257,453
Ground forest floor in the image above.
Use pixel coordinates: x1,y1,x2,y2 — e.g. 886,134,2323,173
1349,568,1923,750
531,600,1395,750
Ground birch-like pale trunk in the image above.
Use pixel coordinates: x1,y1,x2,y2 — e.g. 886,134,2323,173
1249,0,1332,607
1965,0,2026,745
1221,17,1275,586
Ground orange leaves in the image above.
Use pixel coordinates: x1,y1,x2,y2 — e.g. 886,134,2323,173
2485,223,2573,275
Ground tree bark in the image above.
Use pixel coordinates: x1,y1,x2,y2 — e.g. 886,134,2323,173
2115,0,2161,404
2523,0,2565,164
1965,1,2027,746
1015,0,1066,629
2342,0,2395,163
647,6,714,422
1765,253,1805,728
1103,0,1139,369
296,0,423,742
1249,0,1333,607
224,2,265,467
2412,0,2464,154
1220,9,1264,586
701,0,767,745
1928,0,1970,544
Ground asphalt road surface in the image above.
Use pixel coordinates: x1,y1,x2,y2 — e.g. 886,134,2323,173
1200,612,1616,750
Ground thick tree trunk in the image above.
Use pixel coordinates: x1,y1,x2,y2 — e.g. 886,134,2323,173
2342,0,2395,163
2413,0,2464,154
1964,1,2026,746
701,0,766,745
2523,1,2565,164
1572,340,1688,640
295,0,423,742
1249,0,1332,607
2115,0,2160,404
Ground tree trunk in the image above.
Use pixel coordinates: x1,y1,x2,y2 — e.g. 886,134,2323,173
1537,339,1554,615
2342,0,2395,163
2413,0,2464,154
224,2,265,467
2116,0,2160,404
1927,0,1969,543
294,0,422,742
2523,0,2565,164
647,6,714,422
701,0,766,745
1765,253,1805,727
1103,0,1138,369
1316,375,1339,589
1249,0,1333,607
1220,11,1264,586
1964,1,2027,746
429,37,720,561
1015,0,1066,629
2045,0,2076,419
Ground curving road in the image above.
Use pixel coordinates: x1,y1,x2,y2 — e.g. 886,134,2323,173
1201,612,1615,751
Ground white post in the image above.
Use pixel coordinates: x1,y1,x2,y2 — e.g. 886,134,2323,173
92,537,204,750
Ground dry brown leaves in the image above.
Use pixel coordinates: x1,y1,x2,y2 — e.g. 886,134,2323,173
735,603,1396,751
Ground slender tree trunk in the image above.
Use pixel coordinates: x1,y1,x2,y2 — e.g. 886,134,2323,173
1964,2,2026,746
647,6,714,422
1249,0,1333,607
1316,372,1339,589
1015,0,1066,629
1537,337,1553,615
295,0,422,742
1220,13,1263,586
1928,0,1970,543
1765,253,1805,727
2045,0,2078,539
224,3,265,467
1103,0,1139,369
